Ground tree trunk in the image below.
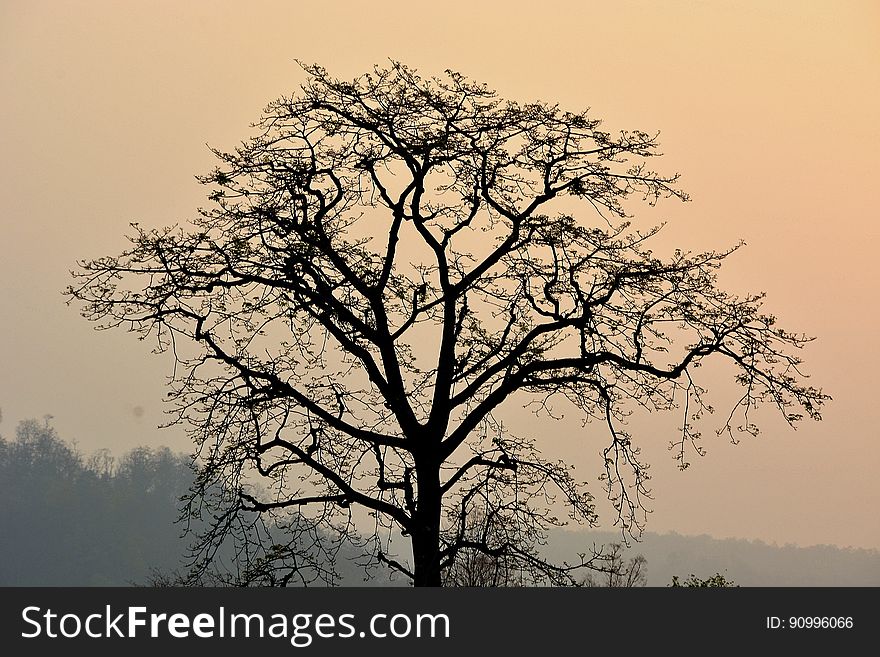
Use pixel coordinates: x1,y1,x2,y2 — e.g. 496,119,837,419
411,465,442,586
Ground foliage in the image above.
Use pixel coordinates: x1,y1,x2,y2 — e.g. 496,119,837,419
670,572,737,587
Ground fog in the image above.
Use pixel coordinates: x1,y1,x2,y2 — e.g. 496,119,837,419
2,417,877,586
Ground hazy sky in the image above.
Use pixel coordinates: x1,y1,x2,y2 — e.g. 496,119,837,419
1,0,878,551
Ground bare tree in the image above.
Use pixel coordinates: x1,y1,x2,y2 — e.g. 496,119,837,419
67,62,827,586
581,543,647,587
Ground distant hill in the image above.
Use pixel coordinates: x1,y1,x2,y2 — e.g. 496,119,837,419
0,417,375,587
546,529,880,586
0,418,195,586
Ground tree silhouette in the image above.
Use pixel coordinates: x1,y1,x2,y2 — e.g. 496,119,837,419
581,543,647,588
68,62,827,586
670,572,736,587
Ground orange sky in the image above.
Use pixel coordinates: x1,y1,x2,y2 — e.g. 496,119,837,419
1,0,878,550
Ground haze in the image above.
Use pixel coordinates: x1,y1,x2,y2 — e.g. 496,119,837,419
1,0,878,552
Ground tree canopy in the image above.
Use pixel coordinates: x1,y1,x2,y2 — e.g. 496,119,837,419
68,62,826,586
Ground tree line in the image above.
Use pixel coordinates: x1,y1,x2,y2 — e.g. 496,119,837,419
0,416,192,585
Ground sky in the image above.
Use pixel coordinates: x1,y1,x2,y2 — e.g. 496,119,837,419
1,0,878,551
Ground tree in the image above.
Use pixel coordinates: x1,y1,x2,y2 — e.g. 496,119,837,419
670,573,736,587
581,543,647,588
67,62,827,587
